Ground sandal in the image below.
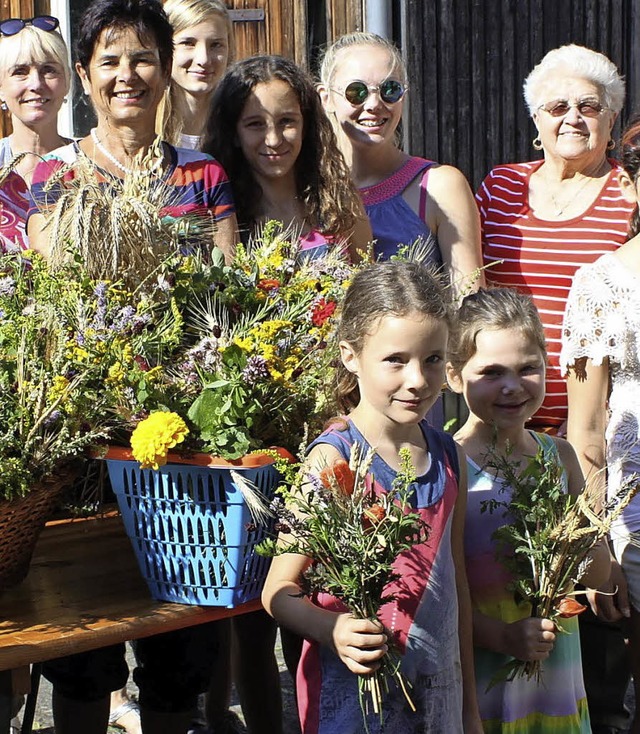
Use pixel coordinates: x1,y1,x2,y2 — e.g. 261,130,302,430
108,699,141,728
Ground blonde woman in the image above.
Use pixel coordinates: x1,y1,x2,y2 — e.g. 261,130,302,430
318,32,482,294
0,16,71,251
0,15,71,183
158,0,233,149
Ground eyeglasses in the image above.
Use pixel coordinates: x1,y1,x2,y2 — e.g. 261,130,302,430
0,16,59,37
537,98,608,118
332,79,408,106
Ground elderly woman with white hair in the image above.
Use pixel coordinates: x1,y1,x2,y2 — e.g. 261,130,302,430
477,44,633,734
479,44,631,435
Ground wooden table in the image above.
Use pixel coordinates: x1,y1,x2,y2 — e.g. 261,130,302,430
0,513,262,733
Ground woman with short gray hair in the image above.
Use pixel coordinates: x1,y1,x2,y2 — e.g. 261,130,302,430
477,43,633,734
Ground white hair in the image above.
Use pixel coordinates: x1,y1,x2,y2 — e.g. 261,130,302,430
523,44,625,116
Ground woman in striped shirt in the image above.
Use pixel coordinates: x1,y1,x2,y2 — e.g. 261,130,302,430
478,44,632,434
477,44,633,734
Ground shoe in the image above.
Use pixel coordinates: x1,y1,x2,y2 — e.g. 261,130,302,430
108,699,141,729
208,710,247,734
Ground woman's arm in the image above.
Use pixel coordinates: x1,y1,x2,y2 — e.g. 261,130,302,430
566,358,609,504
423,165,485,296
214,212,238,264
554,433,611,590
27,213,51,258
451,445,483,732
566,360,627,617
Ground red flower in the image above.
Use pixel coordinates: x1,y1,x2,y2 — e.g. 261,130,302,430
311,298,337,327
134,355,150,371
556,597,587,618
319,459,355,496
258,278,280,291
363,503,386,530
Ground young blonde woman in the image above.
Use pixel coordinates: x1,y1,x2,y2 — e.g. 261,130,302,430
318,31,482,295
158,0,233,149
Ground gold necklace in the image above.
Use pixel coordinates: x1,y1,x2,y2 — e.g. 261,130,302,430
546,162,608,216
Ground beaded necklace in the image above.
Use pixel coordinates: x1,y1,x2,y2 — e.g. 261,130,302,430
90,128,163,176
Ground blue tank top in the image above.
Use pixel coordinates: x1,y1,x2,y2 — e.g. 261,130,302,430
359,156,441,263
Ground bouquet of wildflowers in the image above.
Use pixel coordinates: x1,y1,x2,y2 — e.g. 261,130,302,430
258,444,430,725
482,441,639,683
115,221,352,465
0,250,114,500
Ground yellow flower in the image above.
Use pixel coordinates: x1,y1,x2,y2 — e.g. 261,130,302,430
130,411,189,470
48,375,70,404
106,362,126,385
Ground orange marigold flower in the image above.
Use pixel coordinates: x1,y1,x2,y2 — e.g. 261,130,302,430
319,459,355,496
556,597,587,618
258,278,280,291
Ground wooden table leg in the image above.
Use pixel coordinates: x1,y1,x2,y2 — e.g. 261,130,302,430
0,670,12,734
20,664,41,734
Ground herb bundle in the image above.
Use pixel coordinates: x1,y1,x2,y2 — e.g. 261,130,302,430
259,444,430,725
482,441,639,683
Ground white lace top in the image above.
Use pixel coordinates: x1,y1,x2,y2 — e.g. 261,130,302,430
561,252,640,535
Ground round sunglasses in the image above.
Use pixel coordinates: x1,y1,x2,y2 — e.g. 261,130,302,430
333,79,408,107
0,15,59,37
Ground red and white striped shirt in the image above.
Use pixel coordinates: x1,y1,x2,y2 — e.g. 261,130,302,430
477,160,634,427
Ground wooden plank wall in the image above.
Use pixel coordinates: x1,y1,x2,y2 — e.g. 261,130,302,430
326,0,365,38
229,1,308,68
402,0,639,190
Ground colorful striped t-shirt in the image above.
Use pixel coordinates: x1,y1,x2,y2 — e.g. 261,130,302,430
477,160,633,427
28,142,235,229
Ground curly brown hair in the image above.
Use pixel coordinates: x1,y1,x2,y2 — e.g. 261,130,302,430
202,55,362,239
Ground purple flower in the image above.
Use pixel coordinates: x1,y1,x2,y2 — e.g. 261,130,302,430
91,282,108,330
111,305,136,332
0,276,15,296
241,355,269,385
43,409,62,427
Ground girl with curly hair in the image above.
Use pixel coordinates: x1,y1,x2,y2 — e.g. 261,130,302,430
203,54,371,261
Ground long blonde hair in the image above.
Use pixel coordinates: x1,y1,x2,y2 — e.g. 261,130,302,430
157,0,234,145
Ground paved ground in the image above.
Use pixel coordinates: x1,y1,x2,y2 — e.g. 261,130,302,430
22,631,301,734
17,636,636,733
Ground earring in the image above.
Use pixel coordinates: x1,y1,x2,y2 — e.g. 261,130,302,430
532,136,543,151
62,97,68,104
607,138,616,150
0,101,7,111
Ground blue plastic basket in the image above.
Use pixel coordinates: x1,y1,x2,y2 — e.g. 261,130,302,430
105,454,279,607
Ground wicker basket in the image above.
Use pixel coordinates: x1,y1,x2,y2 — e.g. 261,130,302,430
0,473,69,591
103,447,288,608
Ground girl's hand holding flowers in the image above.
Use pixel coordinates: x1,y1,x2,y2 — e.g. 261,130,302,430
503,617,556,662
331,614,388,676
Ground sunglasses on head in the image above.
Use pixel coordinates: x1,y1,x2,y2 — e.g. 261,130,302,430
333,79,408,106
0,15,59,37
538,98,607,118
